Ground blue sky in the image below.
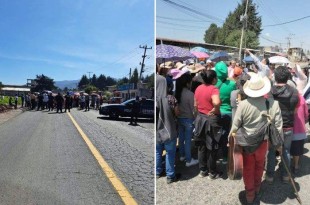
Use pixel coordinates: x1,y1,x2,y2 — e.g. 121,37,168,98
0,0,154,85
157,0,310,51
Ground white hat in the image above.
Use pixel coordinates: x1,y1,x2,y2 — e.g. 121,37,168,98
243,73,271,97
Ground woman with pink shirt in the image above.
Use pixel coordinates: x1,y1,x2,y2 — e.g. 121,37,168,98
291,94,309,175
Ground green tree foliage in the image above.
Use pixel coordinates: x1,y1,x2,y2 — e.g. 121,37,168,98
117,77,129,86
224,30,259,48
143,73,154,88
95,74,107,90
0,81,3,90
78,75,89,89
130,68,139,84
204,23,219,44
91,74,97,86
105,77,117,87
84,85,98,94
31,74,56,92
204,0,261,48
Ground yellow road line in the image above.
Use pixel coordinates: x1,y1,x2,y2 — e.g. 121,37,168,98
67,112,138,205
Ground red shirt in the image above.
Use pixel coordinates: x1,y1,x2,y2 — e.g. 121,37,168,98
194,84,219,115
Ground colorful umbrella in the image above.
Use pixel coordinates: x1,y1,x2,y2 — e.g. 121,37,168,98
243,55,255,63
190,46,209,53
190,51,210,59
156,44,195,63
269,56,290,64
209,51,229,62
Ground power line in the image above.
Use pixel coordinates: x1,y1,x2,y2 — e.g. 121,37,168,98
157,15,208,22
157,20,208,29
260,35,285,44
264,15,310,27
161,0,224,23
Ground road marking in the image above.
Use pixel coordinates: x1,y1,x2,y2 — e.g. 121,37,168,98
67,112,138,205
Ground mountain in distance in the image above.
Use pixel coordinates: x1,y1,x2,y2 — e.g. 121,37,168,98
55,80,79,89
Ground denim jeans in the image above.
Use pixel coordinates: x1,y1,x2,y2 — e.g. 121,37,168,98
220,113,232,160
266,129,293,178
156,138,177,179
177,118,194,162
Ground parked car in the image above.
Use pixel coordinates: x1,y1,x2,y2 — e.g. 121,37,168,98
108,97,122,104
99,98,154,119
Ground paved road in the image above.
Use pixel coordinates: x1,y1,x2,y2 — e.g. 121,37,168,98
0,108,154,205
156,137,310,205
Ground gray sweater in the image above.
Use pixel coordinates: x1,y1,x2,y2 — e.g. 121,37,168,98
178,88,195,119
230,96,283,139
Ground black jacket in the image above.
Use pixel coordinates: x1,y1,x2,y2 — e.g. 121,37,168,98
193,113,222,150
271,84,299,128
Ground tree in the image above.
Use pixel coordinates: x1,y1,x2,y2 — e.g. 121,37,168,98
31,74,56,92
224,30,259,48
84,85,98,94
143,73,154,88
96,74,107,90
91,74,97,86
105,77,117,87
78,75,89,89
204,23,219,44
130,68,139,84
117,77,129,86
204,0,261,48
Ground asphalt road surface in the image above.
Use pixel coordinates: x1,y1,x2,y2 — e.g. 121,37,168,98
156,136,310,205
0,108,154,205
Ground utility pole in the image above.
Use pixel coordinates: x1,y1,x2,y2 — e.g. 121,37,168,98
286,33,295,50
139,45,152,81
238,0,249,62
128,68,131,100
87,72,93,84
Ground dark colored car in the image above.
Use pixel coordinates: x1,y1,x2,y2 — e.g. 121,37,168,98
108,97,122,104
99,98,154,119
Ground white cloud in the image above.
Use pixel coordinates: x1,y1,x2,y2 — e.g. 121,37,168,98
265,33,271,37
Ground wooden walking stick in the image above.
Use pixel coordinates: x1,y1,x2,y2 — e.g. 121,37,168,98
281,155,302,204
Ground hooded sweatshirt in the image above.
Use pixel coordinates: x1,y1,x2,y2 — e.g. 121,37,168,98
215,61,236,114
271,84,299,128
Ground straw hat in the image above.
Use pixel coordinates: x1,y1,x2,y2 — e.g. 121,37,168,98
188,63,205,73
243,73,271,97
175,62,187,70
159,61,174,69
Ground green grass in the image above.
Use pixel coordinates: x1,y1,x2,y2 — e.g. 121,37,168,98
0,96,22,105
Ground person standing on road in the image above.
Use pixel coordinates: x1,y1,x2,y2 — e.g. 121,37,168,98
175,72,198,167
55,92,64,113
14,94,18,109
85,94,90,111
215,61,236,164
64,92,72,112
48,93,54,111
79,94,85,110
265,66,299,184
37,93,43,111
194,70,223,179
229,73,283,204
21,94,24,108
156,64,180,184
129,96,140,125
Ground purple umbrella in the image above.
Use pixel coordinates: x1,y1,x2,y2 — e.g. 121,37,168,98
156,44,194,63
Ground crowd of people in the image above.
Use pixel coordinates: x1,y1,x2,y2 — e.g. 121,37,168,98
14,92,104,113
156,49,310,204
